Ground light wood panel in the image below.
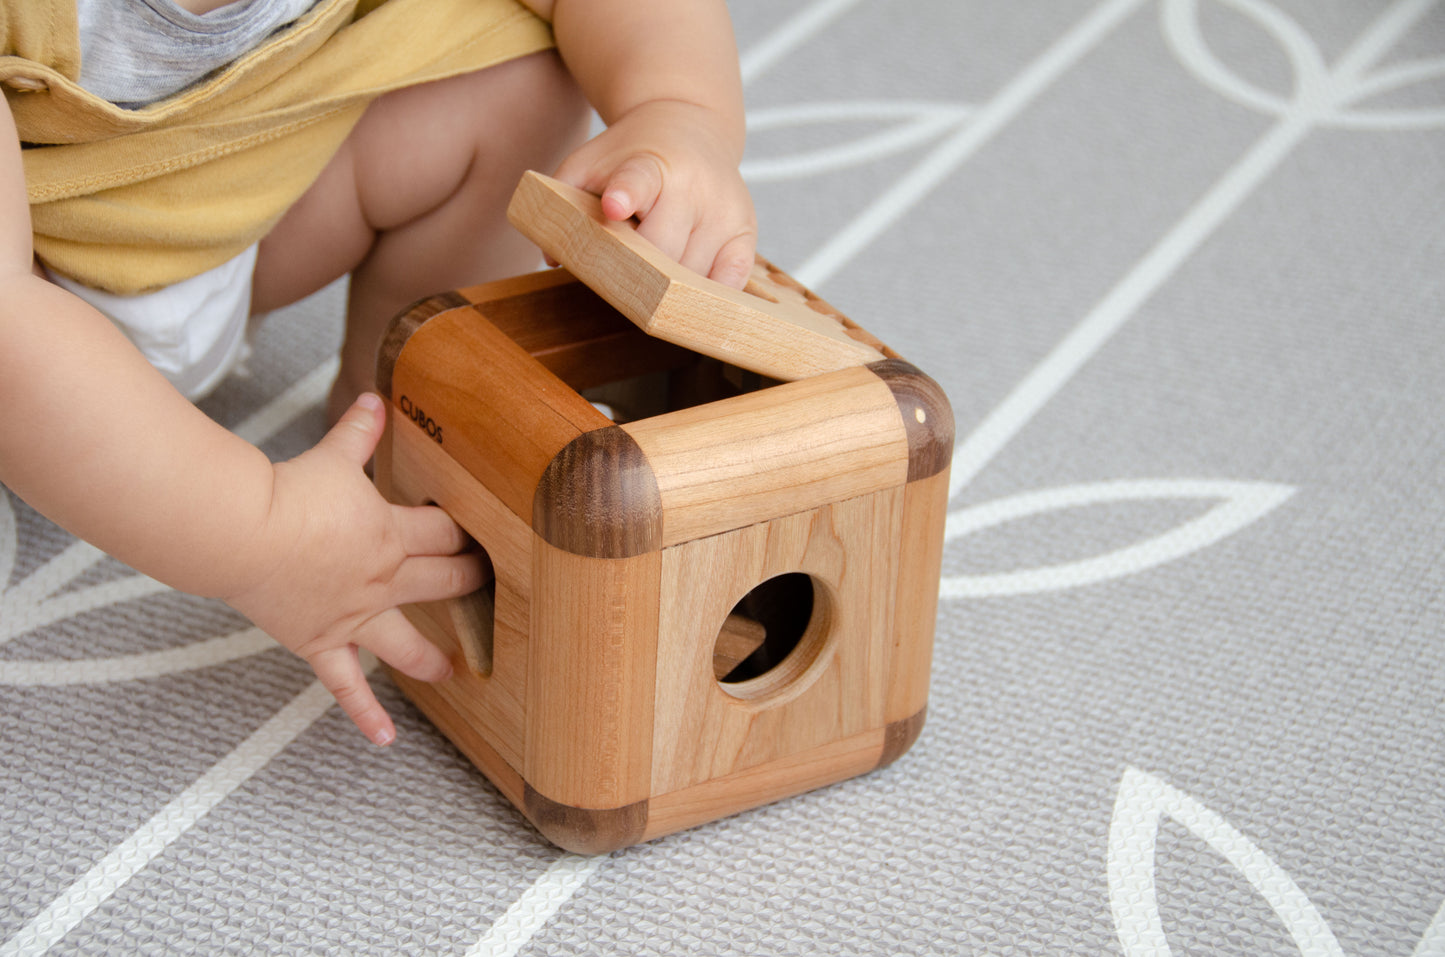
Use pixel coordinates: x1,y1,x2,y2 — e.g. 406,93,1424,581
649,488,904,796
746,257,900,361
885,468,950,725
623,365,910,546
526,541,661,810
642,725,886,843
507,171,883,381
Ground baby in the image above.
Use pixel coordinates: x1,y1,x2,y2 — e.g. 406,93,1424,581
0,0,757,745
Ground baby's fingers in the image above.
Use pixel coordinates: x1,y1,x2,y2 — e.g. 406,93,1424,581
631,194,695,273
694,230,757,290
396,503,476,557
354,607,453,684
390,552,489,608
310,645,396,746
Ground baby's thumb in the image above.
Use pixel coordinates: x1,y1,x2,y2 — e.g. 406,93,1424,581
321,393,386,467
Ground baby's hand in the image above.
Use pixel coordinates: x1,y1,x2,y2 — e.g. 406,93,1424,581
224,394,483,746
554,99,757,289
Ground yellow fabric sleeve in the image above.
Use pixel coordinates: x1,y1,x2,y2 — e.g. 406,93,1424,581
1,0,555,293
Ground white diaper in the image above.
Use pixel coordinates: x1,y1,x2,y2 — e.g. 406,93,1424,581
46,244,259,402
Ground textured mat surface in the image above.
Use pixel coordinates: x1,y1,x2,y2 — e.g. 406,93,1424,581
4,2,1444,954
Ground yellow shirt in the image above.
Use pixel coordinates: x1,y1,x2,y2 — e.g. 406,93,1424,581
1,0,554,294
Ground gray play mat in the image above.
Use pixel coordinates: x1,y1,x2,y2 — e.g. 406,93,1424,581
4,1,1443,953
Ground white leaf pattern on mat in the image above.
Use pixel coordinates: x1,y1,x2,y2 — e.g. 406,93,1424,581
1161,0,1324,116
0,668,366,957
5,2,1441,951
1333,56,1445,130
1108,768,1346,957
940,480,1295,598
741,100,973,182
0,628,278,686
1164,0,1445,129
0,543,168,648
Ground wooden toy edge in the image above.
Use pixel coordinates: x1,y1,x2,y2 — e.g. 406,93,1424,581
373,276,953,856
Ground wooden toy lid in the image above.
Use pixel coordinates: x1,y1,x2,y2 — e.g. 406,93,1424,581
506,171,883,382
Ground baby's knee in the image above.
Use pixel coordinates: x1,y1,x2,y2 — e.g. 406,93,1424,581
401,51,589,174
480,50,590,160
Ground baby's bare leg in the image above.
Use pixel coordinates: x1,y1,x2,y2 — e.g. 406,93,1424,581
252,51,589,420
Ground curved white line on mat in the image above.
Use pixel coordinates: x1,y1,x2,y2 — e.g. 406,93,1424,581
1329,104,1445,130
1164,0,1445,130
0,574,171,647
230,356,338,447
1329,59,1445,132
1342,55,1445,104
1108,768,1345,957
0,628,276,686
940,479,1294,598
0,666,360,957
738,0,868,84
0,541,115,646
793,0,1148,288
1332,57,1445,129
1414,897,1445,957
949,0,1438,499
466,854,607,957
742,101,972,182
1161,0,1324,117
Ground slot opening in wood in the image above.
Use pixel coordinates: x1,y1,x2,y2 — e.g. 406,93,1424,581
473,271,781,423
417,508,497,677
581,357,780,424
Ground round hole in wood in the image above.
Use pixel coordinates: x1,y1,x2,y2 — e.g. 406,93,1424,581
714,573,832,700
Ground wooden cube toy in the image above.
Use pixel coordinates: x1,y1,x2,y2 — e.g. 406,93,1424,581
372,172,953,853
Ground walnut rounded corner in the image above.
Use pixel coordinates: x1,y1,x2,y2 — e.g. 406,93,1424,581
523,785,649,854
877,707,927,770
375,290,472,400
866,359,954,481
532,425,663,558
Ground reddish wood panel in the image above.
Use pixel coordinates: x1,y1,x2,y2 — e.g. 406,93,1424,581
381,414,532,769
390,303,607,525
